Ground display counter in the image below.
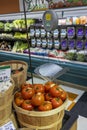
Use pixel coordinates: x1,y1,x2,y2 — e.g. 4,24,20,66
0,50,87,90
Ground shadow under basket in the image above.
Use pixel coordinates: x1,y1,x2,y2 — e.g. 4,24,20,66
0,60,28,91
13,98,68,130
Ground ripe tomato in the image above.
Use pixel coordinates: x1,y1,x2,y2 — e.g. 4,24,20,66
15,96,24,107
44,81,55,92
51,97,63,108
59,89,67,101
38,101,52,111
21,87,35,100
31,92,45,106
14,92,22,99
45,92,53,101
21,100,34,111
33,84,45,93
49,85,61,97
21,83,32,89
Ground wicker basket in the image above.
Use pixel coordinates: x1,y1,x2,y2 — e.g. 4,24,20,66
0,60,28,91
0,96,13,122
0,79,14,106
0,112,18,129
13,97,68,130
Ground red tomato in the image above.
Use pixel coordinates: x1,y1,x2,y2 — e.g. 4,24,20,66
51,97,63,108
33,84,45,93
59,89,67,101
49,85,61,97
31,92,45,106
44,81,55,92
21,87,35,99
21,83,32,89
45,92,53,101
14,92,22,99
15,96,24,107
38,101,52,111
21,100,34,111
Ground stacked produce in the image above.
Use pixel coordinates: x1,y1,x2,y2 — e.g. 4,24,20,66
14,32,28,39
12,41,28,53
65,50,77,61
65,50,87,62
0,22,4,30
49,0,87,9
4,22,14,31
14,81,67,111
12,19,35,29
0,19,35,31
76,50,87,62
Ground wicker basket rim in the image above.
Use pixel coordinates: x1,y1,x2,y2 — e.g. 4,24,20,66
0,60,28,66
13,97,68,117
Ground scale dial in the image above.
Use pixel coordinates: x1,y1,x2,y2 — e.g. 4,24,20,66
43,10,58,32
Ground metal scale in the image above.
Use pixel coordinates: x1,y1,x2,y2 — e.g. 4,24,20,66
23,0,68,83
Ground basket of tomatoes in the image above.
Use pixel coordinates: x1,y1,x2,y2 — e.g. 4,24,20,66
0,60,28,91
13,81,68,130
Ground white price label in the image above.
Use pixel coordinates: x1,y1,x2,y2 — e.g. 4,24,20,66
0,121,15,130
0,66,11,82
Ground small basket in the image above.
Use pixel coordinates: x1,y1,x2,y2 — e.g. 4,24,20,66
0,60,28,91
0,78,14,106
13,96,68,130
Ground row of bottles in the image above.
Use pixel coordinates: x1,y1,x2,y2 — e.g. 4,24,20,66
30,24,87,51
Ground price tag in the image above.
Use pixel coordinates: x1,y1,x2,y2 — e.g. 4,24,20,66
0,66,11,82
0,121,15,130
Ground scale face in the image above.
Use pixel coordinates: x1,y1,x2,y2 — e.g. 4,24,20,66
42,10,58,32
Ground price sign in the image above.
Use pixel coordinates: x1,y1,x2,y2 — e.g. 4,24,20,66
0,66,11,82
0,121,15,130
45,13,52,21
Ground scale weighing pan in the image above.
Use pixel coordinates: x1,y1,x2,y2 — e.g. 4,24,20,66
34,63,68,81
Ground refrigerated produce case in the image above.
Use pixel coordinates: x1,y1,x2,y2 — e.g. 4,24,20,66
0,6,87,89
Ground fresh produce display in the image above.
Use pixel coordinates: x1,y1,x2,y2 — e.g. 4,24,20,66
12,41,28,53
4,22,14,31
14,32,28,39
49,0,87,9
25,0,48,11
0,33,13,39
65,50,87,62
76,50,87,62
0,19,35,32
0,22,4,30
65,50,77,60
12,19,35,29
14,81,67,111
